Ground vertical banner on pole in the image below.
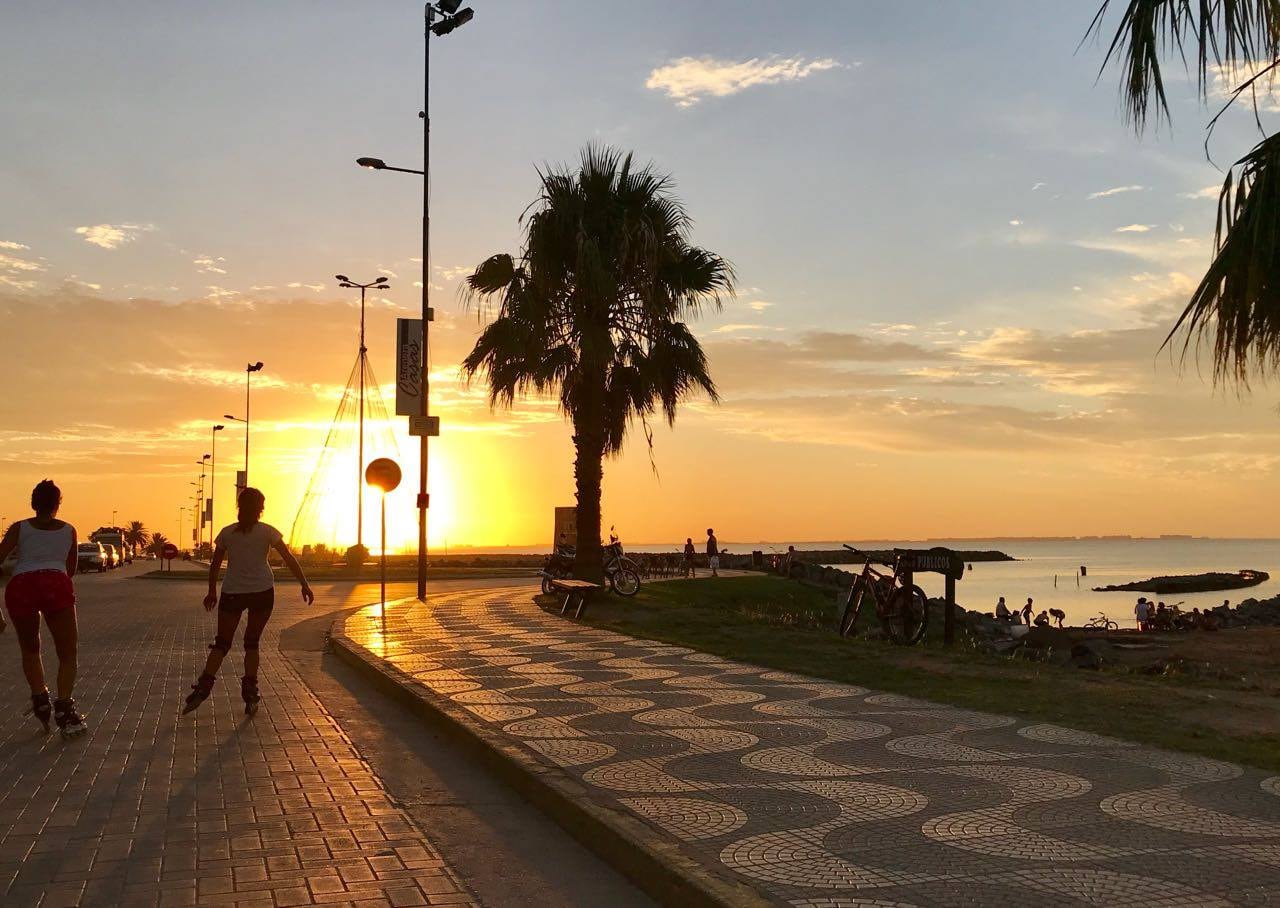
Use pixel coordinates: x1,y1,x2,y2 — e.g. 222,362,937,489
395,319,424,417
204,499,213,524
235,470,246,494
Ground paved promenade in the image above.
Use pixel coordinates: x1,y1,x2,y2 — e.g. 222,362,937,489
338,584,1280,907
0,568,474,908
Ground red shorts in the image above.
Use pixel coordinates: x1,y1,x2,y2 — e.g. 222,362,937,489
4,570,76,621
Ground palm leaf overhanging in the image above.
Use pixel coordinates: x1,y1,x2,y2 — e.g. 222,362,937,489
1088,1,1280,384
462,145,734,577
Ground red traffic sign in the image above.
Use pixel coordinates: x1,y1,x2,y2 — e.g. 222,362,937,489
365,457,403,493
162,543,179,561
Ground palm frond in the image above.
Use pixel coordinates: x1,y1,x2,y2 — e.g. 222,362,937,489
1164,132,1280,384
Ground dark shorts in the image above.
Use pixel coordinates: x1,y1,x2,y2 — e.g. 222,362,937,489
219,588,274,615
5,571,76,621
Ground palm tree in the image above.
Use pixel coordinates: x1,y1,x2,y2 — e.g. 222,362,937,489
1088,2,1280,385
463,145,734,579
147,532,169,558
124,520,149,557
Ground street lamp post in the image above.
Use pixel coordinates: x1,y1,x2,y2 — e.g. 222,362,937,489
355,0,474,602
336,275,390,550
195,455,210,548
211,424,225,548
243,362,264,487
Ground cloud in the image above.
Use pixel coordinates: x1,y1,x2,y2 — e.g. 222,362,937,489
746,300,774,312
1031,182,1047,191
1009,219,1022,226
1181,184,1221,200
286,281,325,293
1087,185,1143,200
74,223,153,249
646,55,841,107
193,255,227,274
0,249,46,290
1208,60,1280,112
1115,224,1154,233
0,240,29,251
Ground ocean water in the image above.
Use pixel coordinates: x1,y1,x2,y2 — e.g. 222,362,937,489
793,538,1279,627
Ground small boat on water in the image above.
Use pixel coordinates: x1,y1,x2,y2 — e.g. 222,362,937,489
1092,569,1269,595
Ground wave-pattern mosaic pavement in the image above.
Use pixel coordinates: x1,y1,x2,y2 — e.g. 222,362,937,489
339,588,1280,905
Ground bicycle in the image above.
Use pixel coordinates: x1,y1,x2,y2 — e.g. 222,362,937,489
1084,613,1120,632
838,545,929,645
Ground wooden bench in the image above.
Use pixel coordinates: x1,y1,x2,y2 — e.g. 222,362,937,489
548,578,605,618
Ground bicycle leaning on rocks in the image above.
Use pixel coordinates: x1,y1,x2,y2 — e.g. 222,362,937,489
838,544,929,645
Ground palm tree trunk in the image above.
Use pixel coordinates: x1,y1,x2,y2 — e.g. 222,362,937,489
572,404,606,584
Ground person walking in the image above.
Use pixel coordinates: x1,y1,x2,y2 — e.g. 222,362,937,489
0,480,88,737
183,488,313,715
683,538,696,578
706,528,720,578
1021,598,1034,626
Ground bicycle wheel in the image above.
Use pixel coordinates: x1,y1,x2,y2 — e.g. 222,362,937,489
839,582,869,637
883,585,928,645
541,575,556,596
610,568,641,597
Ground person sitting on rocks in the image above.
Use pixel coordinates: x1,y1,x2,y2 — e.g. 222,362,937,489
1201,609,1221,631
1034,610,1051,627
1049,608,1066,628
995,596,1012,622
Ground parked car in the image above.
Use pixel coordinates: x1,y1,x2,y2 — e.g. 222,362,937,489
101,544,119,570
77,542,107,573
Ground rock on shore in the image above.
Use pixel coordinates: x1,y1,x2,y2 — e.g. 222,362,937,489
1092,569,1268,594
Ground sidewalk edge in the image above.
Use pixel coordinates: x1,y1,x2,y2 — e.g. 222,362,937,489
330,620,774,908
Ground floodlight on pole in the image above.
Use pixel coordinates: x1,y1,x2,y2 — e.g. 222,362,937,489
353,1,475,602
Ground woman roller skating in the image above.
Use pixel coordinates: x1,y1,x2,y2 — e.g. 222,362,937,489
0,480,88,737
183,487,313,715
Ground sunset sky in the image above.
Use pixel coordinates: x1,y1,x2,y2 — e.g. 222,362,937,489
3,0,1280,549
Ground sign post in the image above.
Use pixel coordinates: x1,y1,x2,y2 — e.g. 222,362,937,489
162,542,178,573
364,457,403,623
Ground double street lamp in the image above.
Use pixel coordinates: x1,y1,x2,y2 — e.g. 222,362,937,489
356,0,475,601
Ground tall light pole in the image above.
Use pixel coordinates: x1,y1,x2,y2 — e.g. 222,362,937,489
223,413,246,493
211,424,225,548
356,0,475,601
336,275,390,549
243,362,264,487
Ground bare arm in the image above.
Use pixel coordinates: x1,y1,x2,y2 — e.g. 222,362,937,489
203,546,226,611
272,540,314,605
65,527,78,577
0,522,17,565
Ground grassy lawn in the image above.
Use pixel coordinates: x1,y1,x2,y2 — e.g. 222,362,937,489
573,575,1280,772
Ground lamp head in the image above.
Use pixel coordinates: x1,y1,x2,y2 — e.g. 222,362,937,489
375,276,388,284
336,274,350,282
356,157,387,170
248,361,264,372
436,0,462,13
214,424,225,431
223,414,238,421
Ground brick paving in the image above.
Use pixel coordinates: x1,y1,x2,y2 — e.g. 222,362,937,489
0,572,475,908
339,585,1280,907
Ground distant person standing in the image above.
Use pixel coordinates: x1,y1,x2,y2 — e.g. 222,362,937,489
1022,598,1034,626
706,528,720,578
0,480,88,737
1135,598,1150,632
683,538,696,578
183,488,314,715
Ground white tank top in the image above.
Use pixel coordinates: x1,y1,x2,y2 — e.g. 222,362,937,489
12,520,74,576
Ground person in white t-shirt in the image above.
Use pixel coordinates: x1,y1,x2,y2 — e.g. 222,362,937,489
183,487,313,715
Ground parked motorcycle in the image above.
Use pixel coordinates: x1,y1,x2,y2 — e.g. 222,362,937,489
537,530,642,597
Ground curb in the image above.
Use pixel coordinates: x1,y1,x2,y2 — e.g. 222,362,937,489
330,612,774,908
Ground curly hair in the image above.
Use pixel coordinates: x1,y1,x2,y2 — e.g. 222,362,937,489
31,479,61,513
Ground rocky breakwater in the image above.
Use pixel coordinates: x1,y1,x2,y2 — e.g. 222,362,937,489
1092,569,1268,595
1204,593,1280,628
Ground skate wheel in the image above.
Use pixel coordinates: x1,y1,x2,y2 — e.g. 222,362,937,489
245,701,259,716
